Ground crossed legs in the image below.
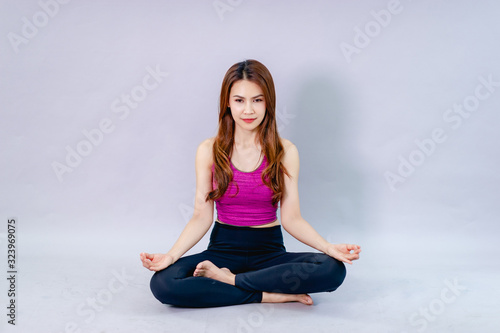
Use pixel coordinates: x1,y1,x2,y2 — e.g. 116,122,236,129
150,250,345,308
193,260,314,305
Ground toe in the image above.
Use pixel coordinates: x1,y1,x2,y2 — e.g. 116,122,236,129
300,295,313,305
196,261,208,269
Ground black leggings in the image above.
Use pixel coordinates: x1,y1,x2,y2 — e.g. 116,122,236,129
150,221,346,307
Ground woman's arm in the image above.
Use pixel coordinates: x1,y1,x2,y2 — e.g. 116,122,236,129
141,138,215,271
279,140,361,264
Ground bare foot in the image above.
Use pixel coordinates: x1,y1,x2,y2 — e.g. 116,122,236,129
262,292,313,305
193,260,236,285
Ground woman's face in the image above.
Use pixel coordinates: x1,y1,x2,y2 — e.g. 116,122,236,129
228,79,266,133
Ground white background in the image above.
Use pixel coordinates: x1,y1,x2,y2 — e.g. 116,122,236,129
1,1,499,332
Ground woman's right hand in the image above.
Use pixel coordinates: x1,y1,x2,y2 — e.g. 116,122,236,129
140,252,174,272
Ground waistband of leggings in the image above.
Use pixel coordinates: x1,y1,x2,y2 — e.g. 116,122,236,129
213,221,282,232
208,221,285,252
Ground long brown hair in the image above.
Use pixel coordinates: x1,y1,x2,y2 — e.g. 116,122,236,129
206,59,289,206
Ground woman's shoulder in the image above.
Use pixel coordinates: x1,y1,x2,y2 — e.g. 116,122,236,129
280,137,297,154
199,137,215,150
196,137,215,164
279,138,299,172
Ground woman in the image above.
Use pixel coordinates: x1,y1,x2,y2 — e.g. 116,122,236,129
140,59,361,307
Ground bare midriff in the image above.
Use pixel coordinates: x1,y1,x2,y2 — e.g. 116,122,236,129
216,219,280,228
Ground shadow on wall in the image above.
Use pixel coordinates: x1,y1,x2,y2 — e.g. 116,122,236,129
290,71,366,237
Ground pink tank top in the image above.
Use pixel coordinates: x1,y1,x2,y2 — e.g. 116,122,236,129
212,156,277,226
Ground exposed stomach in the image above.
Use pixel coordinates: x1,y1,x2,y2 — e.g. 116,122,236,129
216,219,280,228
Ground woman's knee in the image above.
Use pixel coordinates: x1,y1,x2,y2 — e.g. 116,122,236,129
150,270,178,305
323,256,346,291
294,253,346,292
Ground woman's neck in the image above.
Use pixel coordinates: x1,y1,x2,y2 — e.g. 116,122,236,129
233,128,259,149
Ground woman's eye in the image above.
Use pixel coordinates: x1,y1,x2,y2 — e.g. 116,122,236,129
235,99,243,103
254,99,263,102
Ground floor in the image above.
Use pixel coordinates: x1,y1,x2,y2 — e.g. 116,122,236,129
1,228,498,333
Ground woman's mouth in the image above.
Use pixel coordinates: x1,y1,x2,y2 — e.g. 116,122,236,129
243,118,256,123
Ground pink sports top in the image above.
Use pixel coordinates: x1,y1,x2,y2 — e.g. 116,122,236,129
212,155,278,226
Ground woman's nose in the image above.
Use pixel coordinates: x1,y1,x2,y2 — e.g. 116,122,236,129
243,102,254,114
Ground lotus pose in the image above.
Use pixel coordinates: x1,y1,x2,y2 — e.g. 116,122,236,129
140,59,361,307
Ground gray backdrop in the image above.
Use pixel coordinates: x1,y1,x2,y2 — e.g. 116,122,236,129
1,0,499,332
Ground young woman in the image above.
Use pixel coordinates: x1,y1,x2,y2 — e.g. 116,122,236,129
140,59,361,307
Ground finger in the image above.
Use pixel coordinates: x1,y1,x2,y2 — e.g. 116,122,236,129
142,258,154,269
334,252,352,265
347,250,360,257
346,244,359,251
343,258,353,265
347,245,361,254
339,252,357,262
348,253,360,261
141,254,150,262
142,258,151,266
145,263,157,271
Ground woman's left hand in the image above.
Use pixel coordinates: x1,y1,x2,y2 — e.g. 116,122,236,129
325,243,361,265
